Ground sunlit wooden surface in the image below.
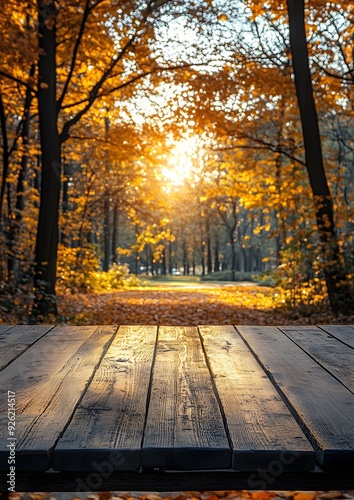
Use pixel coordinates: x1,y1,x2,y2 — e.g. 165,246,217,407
0,324,353,491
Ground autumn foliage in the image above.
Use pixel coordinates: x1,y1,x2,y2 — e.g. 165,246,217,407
0,0,353,321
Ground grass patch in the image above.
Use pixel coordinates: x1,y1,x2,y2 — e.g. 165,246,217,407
201,270,257,282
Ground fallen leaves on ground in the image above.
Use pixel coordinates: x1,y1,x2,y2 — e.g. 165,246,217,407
4,489,353,500
57,284,354,325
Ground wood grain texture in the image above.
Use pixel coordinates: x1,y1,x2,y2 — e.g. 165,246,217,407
237,326,354,471
0,325,12,335
0,325,116,471
0,325,53,371
199,325,315,471
319,325,354,349
142,326,231,470
53,326,157,472
280,326,354,393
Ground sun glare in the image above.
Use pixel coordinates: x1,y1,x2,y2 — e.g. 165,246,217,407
161,136,203,188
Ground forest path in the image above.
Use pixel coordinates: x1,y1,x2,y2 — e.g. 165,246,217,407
57,283,351,326
139,278,256,288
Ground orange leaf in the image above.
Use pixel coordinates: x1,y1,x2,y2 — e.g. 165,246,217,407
294,494,316,500
251,493,271,500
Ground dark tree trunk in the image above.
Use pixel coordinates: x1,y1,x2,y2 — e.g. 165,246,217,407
6,183,14,279
0,94,14,282
103,189,110,271
183,240,189,275
249,246,255,272
32,0,61,319
112,202,119,264
226,224,237,281
0,93,10,221
61,162,69,214
16,64,36,214
287,0,353,313
103,115,111,271
144,245,149,275
192,252,196,276
161,247,167,275
60,158,70,245
200,242,205,276
7,65,36,282
134,253,139,275
230,240,236,281
241,247,248,273
213,236,220,273
168,241,173,274
33,156,41,196
207,234,212,274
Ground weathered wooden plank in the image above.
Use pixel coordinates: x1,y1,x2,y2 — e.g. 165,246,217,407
0,325,116,471
237,326,354,471
0,325,53,343
280,326,354,393
142,326,231,470
319,325,354,349
0,325,12,335
199,325,315,471
0,325,53,371
53,325,157,472
1,468,354,493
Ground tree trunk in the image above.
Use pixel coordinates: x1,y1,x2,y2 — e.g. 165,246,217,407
168,241,173,274
287,0,353,313
60,158,70,245
230,241,236,281
200,242,205,276
134,252,139,275
112,202,119,264
0,94,14,283
207,234,212,274
0,93,10,221
33,156,41,197
161,247,167,275
16,64,36,214
6,64,36,283
103,188,110,271
214,239,220,272
32,0,61,319
183,240,189,275
103,114,111,271
144,245,149,275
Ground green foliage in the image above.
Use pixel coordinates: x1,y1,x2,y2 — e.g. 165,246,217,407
252,271,277,287
200,270,257,282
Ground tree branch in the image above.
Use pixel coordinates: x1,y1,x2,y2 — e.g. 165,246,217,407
59,34,137,143
0,70,35,92
57,0,91,111
214,132,307,167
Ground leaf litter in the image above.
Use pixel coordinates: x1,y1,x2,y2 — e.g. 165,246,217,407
57,284,354,325
3,487,353,500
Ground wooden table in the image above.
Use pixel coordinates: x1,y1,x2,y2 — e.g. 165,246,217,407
0,324,354,492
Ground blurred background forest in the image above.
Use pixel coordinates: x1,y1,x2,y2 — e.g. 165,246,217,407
0,0,353,323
